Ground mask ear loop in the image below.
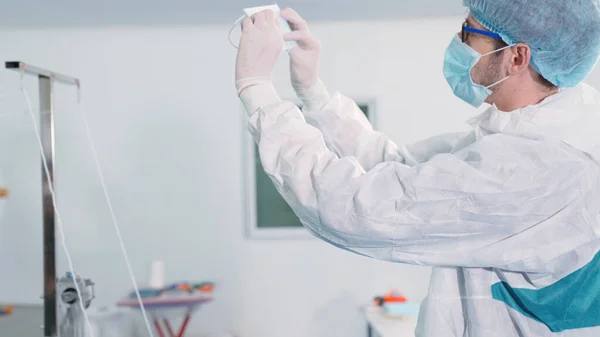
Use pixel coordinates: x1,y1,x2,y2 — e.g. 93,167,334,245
480,43,514,57
485,75,511,89
228,15,246,49
480,44,516,89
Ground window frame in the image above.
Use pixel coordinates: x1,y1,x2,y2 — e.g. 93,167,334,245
243,97,378,240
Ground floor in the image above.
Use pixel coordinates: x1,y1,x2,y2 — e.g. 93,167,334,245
0,304,233,337
0,304,44,337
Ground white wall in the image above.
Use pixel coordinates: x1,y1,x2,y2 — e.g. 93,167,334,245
2,17,599,337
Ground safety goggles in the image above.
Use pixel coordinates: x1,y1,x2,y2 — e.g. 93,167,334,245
461,21,502,43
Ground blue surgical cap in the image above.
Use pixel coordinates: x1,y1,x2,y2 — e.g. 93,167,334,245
463,0,600,88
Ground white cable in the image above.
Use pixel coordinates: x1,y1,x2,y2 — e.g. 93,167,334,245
76,87,155,337
20,86,96,337
21,80,154,337
228,15,245,49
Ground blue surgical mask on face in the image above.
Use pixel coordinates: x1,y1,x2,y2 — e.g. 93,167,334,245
443,35,513,108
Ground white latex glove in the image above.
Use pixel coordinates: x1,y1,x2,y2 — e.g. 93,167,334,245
235,10,284,95
281,8,331,110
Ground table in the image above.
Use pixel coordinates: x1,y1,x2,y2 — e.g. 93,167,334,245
118,294,213,337
364,306,417,337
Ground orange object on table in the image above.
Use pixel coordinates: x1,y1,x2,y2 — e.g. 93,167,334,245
384,293,407,303
176,284,191,292
198,284,213,292
0,188,7,198
0,305,13,315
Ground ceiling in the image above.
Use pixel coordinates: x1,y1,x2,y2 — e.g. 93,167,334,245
0,0,466,27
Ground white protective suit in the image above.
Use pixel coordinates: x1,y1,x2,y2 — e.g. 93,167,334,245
239,81,600,337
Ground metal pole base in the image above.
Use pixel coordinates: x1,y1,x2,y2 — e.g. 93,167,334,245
57,273,95,337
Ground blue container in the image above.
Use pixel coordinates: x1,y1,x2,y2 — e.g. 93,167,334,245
383,302,421,317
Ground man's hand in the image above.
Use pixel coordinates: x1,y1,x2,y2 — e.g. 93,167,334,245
281,8,322,92
235,10,284,94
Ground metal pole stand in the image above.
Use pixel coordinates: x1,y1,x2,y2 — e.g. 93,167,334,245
5,61,80,337
57,272,95,337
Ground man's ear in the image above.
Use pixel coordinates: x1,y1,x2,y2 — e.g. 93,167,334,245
508,43,531,75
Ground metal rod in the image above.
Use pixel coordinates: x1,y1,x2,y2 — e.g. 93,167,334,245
5,61,79,86
5,61,79,337
40,75,57,337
